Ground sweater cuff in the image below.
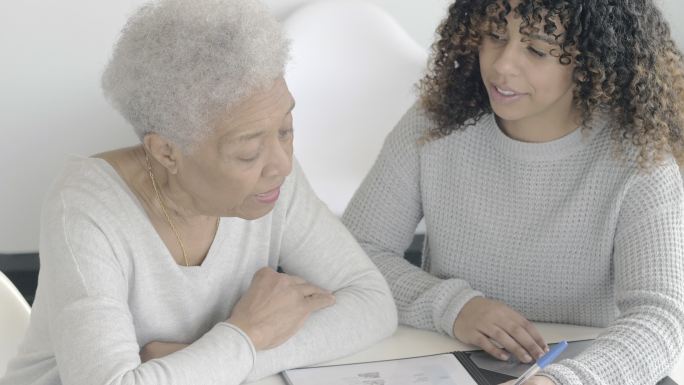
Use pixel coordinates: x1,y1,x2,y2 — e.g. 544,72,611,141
538,372,561,385
437,286,483,337
542,362,583,385
217,322,257,371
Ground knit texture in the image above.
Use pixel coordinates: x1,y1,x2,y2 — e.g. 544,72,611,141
342,104,684,385
0,156,397,385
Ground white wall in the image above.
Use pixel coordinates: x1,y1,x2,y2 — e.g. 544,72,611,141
659,1,684,49
268,0,451,49
1,0,683,253
1,1,142,253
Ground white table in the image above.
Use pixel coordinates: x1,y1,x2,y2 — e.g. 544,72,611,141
250,324,684,385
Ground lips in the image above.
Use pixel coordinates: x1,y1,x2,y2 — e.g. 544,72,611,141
489,83,527,104
255,186,281,204
495,85,517,96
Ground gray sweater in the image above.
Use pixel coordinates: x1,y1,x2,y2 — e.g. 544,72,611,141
342,104,684,385
1,156,397,385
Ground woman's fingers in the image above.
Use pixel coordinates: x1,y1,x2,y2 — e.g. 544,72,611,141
453,297,548,363
486,325,536,363
304,292,336,311
228,268,336,351
524,320,549,354
499,316,547,359
472,332,510,361
295,282,331,297
296,283,336,310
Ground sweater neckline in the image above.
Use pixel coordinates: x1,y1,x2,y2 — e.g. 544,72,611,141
482,114,604,161
80,156,224,272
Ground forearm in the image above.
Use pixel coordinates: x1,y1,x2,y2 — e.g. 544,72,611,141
545,182,684,385
345,195,482,335
53,296,256,385
366,246,482,336
342,125,482,334
543,293,684,385
246,269,397,381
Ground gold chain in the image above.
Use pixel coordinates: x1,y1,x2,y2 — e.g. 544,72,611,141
144,151,219,267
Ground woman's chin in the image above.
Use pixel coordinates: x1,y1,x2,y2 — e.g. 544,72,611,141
234,203,277,221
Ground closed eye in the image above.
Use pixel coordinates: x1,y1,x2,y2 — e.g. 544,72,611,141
238,153,260,162
488,32,506,42
528,46,546,57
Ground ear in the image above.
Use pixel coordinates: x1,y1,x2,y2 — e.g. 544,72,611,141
143,133,183,175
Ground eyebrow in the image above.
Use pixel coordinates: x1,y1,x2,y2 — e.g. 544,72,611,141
526,33,561,45
231,100,296,144
234,130,267,144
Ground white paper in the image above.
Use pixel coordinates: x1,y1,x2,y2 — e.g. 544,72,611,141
283,354,479,385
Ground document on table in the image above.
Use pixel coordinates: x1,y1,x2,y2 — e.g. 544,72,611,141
283,353,479,385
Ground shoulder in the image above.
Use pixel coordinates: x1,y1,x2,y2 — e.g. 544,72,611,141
376,103,437,177
39,157,136,301
592,116,682,196
624,157,682,203
388,102,434,138
46,156,112,201
42,156,138,233
613,150,684,228
385,102,493,151
379,102,437,159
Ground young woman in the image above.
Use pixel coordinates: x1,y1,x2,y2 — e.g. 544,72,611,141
343,1,684,384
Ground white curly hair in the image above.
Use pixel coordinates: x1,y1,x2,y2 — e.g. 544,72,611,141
102,0,289,151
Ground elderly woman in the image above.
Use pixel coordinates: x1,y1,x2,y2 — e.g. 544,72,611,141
0,1,397,384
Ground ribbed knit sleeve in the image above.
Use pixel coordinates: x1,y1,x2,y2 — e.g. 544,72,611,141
342,105,483,336
246,161,398,381
543,162,684,385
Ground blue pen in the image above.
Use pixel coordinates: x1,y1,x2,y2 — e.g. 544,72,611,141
513,340,568,385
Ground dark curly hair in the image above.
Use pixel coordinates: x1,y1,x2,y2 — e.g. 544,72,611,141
419,0,684,167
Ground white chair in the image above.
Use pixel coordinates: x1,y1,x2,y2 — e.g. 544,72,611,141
0,271,31,377
283,0,427,215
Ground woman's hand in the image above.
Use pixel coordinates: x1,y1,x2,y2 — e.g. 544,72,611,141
500,376,555,385
453,297,547,363
227,267,336,350
139,341,188,362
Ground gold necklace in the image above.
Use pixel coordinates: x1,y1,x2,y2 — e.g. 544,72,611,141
144,151,219,267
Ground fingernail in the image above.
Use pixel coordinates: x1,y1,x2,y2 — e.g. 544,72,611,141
500,353,510,361
523,354,532,363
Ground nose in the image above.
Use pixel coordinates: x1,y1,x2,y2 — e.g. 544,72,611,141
261,134,292,179
492,41,522,78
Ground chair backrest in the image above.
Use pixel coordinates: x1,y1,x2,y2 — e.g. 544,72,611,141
283,0,427,215
0,271,30,377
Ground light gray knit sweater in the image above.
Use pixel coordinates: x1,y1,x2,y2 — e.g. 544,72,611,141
342,104,684,385
0,156,397,385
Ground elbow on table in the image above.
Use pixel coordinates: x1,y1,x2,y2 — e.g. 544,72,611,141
369,276,399,340
383,305,399,339
333,269,398,343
